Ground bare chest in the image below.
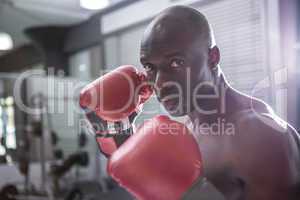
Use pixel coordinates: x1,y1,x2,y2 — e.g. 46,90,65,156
192,127,245,200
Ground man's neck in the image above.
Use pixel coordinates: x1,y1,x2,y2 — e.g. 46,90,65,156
188,75,238,124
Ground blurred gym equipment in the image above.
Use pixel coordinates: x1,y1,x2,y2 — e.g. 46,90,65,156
0,70,135,199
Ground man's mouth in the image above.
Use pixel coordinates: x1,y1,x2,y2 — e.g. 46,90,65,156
161,97,179,110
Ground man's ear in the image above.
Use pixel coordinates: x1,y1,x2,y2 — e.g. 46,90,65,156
208,46,220,68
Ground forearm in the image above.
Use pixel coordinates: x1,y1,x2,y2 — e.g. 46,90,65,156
85,108,136,157
95,126,133,158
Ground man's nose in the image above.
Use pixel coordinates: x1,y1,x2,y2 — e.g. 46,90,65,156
155,70,168,91
154,71,177,100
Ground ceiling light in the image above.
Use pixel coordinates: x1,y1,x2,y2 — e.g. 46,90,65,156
0,32,13,51
80,0,110,10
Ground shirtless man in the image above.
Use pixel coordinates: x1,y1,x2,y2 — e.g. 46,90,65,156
137,5,300,200
81,5,300,200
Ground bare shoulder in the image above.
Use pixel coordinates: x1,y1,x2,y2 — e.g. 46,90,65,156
229,102,300,196
232,101,299,152
231,96,299,145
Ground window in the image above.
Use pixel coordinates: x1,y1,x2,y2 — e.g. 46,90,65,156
0,97,16,155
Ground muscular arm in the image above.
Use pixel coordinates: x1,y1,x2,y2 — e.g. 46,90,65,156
233,113,299,200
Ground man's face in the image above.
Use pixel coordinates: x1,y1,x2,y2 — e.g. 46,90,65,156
140,30,211,116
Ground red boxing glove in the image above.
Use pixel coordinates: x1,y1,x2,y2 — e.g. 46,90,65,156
79,65,153,157
108,115,203,200
80,65,152,122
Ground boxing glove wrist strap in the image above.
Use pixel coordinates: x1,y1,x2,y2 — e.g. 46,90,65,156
83,107,136,137
181,177,226,200
94,118,132,136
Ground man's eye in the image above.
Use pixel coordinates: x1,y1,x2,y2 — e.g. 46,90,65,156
144,64,154,72
170,59,185,68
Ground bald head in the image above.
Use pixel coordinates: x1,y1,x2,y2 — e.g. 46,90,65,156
140,6,220,116
141,6,213,50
